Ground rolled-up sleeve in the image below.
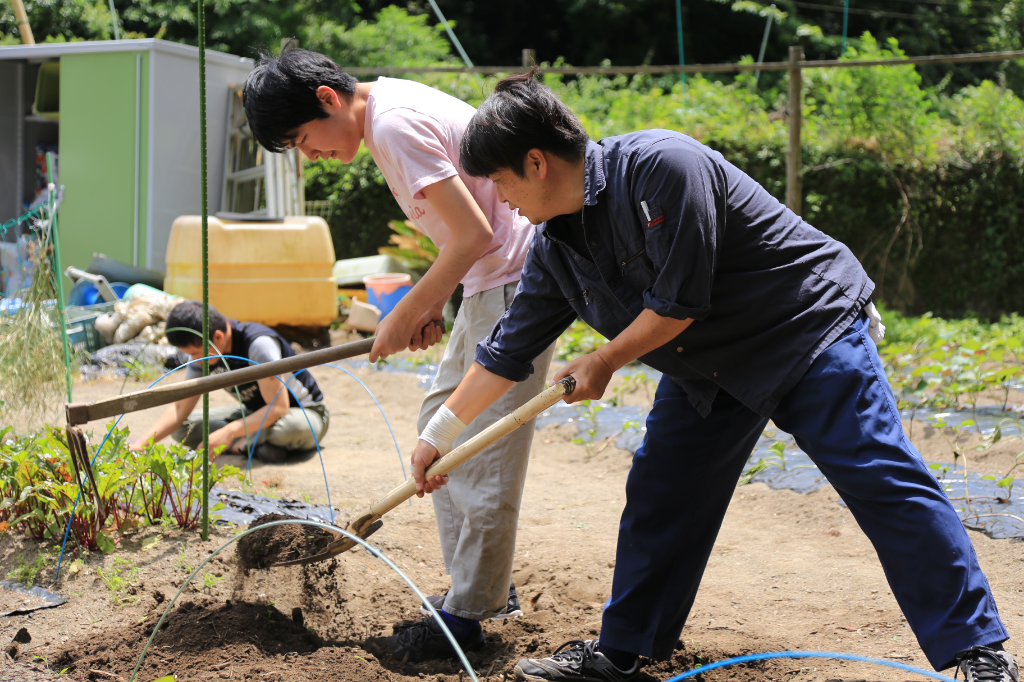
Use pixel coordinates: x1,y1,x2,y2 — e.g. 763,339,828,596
475,237,577,381
635,142,721,321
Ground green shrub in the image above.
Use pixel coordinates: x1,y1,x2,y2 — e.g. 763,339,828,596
304,150,407,260
309,34,1024,318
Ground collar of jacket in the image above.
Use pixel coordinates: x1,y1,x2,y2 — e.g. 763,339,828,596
582,140,607,207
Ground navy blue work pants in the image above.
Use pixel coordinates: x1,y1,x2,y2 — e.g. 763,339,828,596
599,314,1007,670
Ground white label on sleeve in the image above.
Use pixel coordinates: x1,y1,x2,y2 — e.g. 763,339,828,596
640,200,652,222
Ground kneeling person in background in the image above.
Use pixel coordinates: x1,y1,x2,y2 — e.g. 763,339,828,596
129,300,329,462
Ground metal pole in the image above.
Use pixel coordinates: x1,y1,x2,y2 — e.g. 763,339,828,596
426,0,473,68
841,0,850,56
786,46,804,215
46,152,73,404
754,5,776,84
675,0,686,87
106,0,121,40
9,0,34,44
197,0,211,542
133,53,141,266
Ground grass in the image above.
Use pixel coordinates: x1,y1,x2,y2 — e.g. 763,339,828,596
96,556,140,605
6,551,48,586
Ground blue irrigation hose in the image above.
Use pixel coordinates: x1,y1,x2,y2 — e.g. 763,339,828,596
662,650,956,682
54,354,332,580
127,519,479,682
245,364,409,505
324,363,408,480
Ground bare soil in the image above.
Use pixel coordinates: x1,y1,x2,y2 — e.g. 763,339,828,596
1,343,1023,681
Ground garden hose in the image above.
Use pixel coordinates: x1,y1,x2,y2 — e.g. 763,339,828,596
662,650,956,681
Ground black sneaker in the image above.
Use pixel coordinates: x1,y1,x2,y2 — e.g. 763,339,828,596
957,646,1019,682
366,617,485,663
515,640,638,682
419,583,524,620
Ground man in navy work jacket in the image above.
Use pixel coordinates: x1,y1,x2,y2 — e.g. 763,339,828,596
407,72,1017,682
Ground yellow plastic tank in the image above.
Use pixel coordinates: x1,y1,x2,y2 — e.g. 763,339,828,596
165,215,338,327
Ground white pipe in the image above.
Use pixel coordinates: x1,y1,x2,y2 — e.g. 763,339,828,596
146,47,155,268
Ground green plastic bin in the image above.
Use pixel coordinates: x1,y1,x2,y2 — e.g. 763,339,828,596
65,301,114,353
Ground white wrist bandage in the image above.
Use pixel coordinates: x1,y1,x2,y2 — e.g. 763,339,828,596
419,405,468,456
865,301,886,344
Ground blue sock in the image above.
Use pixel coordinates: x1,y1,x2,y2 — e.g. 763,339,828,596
438,608,481,643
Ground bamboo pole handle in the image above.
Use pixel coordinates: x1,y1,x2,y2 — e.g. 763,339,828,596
367,376,576,518
65,337,376,426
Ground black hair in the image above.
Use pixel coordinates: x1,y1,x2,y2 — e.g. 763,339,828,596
242,48,358,153
166,301,228,348
460,70,589,178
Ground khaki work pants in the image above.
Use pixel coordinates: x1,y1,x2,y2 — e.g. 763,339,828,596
173,402,330,453
417,282,555,620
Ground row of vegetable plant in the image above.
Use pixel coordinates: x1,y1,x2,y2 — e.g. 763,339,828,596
0,424,242,555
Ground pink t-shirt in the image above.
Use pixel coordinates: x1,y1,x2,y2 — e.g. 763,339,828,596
363,77,534,298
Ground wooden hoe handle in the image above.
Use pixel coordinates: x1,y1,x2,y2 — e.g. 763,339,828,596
65,337,376,426
372,376,576,516
273,377,577,566
336,376,578,547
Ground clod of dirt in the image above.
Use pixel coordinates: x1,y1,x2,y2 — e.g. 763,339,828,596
4,642,18,659
12,627,30,644
235,513,337,570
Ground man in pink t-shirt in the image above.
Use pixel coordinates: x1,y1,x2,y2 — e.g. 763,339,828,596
243,50,555,661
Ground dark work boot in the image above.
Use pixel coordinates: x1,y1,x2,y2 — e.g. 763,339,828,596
253,443,290,463
366,617,484,663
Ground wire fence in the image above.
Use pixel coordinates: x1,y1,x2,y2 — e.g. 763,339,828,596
341,48,1024,76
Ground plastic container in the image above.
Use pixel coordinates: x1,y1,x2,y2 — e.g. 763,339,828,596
66,301,116,353
67,279,129,306
164,215,337,326
123,283,176,301
363,273,412,319
346,299,381,333
333,254,416,288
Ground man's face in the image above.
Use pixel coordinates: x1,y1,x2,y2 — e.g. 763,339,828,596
289,86,362,163
488,150,564,224
179,330,228,367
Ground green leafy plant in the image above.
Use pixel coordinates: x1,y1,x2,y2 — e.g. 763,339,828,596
740,440,789,487
377,220,439,272
200,572,224,593
0,424,244,552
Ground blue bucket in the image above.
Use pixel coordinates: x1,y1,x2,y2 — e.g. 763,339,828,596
363,274,412,319
67,279,129,306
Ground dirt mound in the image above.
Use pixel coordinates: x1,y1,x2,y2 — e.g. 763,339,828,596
53,596,397,682
235,513,338,570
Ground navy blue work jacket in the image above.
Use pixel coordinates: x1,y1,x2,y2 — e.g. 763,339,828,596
475,131,874,418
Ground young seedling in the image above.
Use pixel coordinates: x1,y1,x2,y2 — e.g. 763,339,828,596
200,572,224,593
97,556,140,606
